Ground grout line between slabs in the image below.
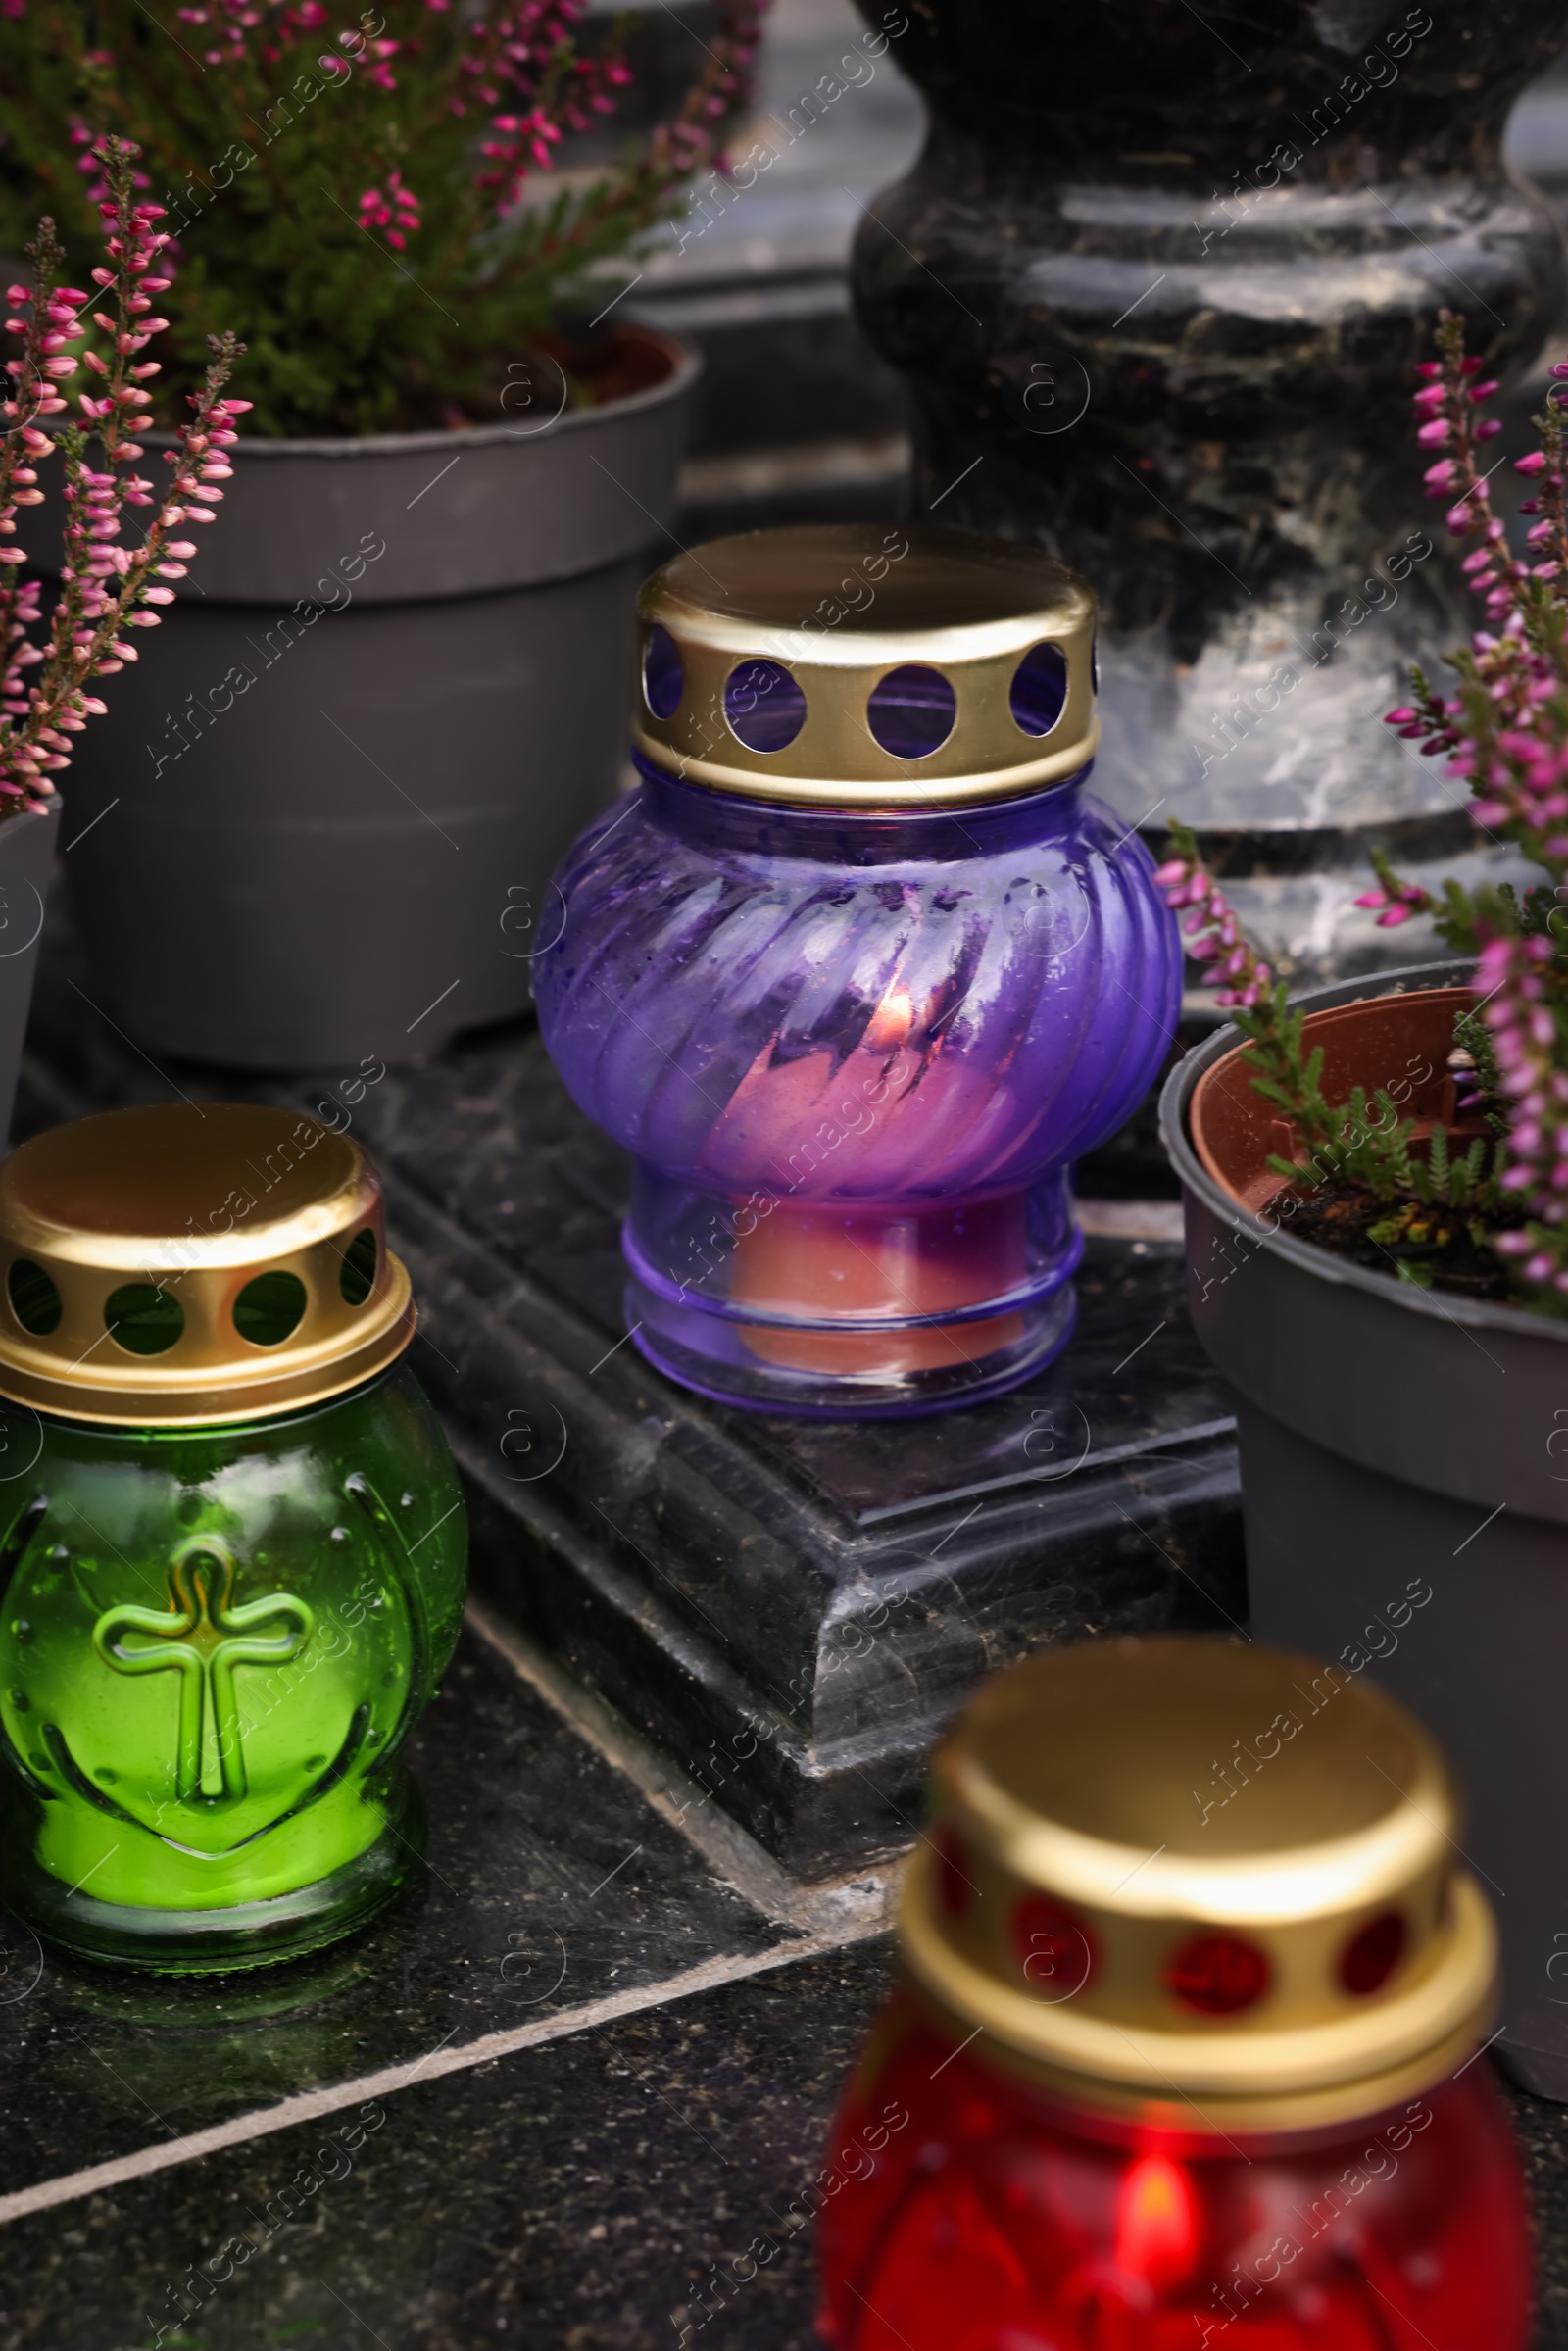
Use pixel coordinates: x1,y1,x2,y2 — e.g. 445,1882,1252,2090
461,1593,903,1938
0,1920,890,2230
0,1601,902,2232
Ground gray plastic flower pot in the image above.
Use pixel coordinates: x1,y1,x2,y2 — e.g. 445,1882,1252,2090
0,799,60,1146
41,326,699,1071
1160,956,1568,2101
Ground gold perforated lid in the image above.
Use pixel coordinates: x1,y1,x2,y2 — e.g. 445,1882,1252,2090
0,1104,415,1427
632,523,1099,808
905,1635,1496,2133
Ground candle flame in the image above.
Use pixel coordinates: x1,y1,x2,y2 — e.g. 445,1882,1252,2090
865,984,915,1055
1114,2155,1198,2288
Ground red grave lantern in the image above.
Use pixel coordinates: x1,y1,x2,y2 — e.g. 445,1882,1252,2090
817,1636,1531,2348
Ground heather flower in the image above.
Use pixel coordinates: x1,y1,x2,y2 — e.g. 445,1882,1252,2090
1146,313,1568,1304
0,137,242,808
358,170,421,251
1152,820,1506,1238
1152,847,1270,1009
1353,868,1433,929
1167,311,1568,1306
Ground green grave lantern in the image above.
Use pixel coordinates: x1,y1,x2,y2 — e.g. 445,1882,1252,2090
0,1103,466,1973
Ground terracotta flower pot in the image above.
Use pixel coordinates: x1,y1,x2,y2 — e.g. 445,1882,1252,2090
1187,981,1479,1214
1161,959,1568,2102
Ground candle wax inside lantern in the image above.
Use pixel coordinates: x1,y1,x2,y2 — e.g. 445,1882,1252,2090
730,1197,1027,1375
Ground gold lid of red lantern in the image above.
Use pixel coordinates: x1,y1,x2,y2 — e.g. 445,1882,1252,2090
903,1636,1496,2133
632,523,1099,808
0,1104,415,1427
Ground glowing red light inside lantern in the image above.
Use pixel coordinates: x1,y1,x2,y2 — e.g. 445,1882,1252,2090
1341,1911,1407,1995
1113,2154,1198,2291
815,1989,1533,2349
1165,1932,1270,2015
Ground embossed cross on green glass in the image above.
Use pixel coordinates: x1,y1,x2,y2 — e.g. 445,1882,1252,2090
93,1538,315,1805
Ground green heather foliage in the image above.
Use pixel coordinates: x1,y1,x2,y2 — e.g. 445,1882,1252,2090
1158,311,1568,1308
0,0,761,434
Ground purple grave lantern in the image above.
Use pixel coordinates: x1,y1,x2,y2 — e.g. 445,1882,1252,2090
534,524,1180,1418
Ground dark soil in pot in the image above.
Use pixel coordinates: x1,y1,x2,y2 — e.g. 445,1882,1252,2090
1257,1180,1513,1299
1187,980,1520,1299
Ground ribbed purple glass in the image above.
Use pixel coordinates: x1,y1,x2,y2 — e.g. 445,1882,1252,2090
533,758,1180,1416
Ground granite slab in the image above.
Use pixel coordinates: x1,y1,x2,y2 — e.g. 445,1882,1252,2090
15,957,1246,1877
317,1026,1247,1869
0,1939,891,2351
0,1619,809,2206
3,931,1564,2344
1,1930,1564,2350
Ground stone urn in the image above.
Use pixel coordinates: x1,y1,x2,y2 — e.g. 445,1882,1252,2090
850,0,1568,982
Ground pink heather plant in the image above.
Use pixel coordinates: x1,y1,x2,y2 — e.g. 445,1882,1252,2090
0,1,763,436
1154,853,1273,1011
0,135,243,812
357,169,421,252
1156,307,1568,1309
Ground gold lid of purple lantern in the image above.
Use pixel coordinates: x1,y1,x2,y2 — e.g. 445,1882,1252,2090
632,524,1100,808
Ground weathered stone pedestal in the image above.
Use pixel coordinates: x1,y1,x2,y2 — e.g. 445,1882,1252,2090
369,1120,1244,1878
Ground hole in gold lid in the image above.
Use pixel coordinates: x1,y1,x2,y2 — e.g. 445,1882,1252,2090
233,1270,307,1349
1165,1933,1271,2016
866,664,956,759
725,660,806,753
1340,1911,1407,1996
8,1260,60,1337
1009,641,1068,738
643,624,684,720
104,1283,184,1358
339,1228,377,1307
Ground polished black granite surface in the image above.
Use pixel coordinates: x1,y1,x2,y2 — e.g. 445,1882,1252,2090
15,951,1246,1877
0,1623,797,2199
3,1929,1568,2351
1,1941,890,2351
7,930,1566,2342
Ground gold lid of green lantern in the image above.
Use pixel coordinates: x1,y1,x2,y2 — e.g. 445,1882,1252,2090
0,1103,414,1427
